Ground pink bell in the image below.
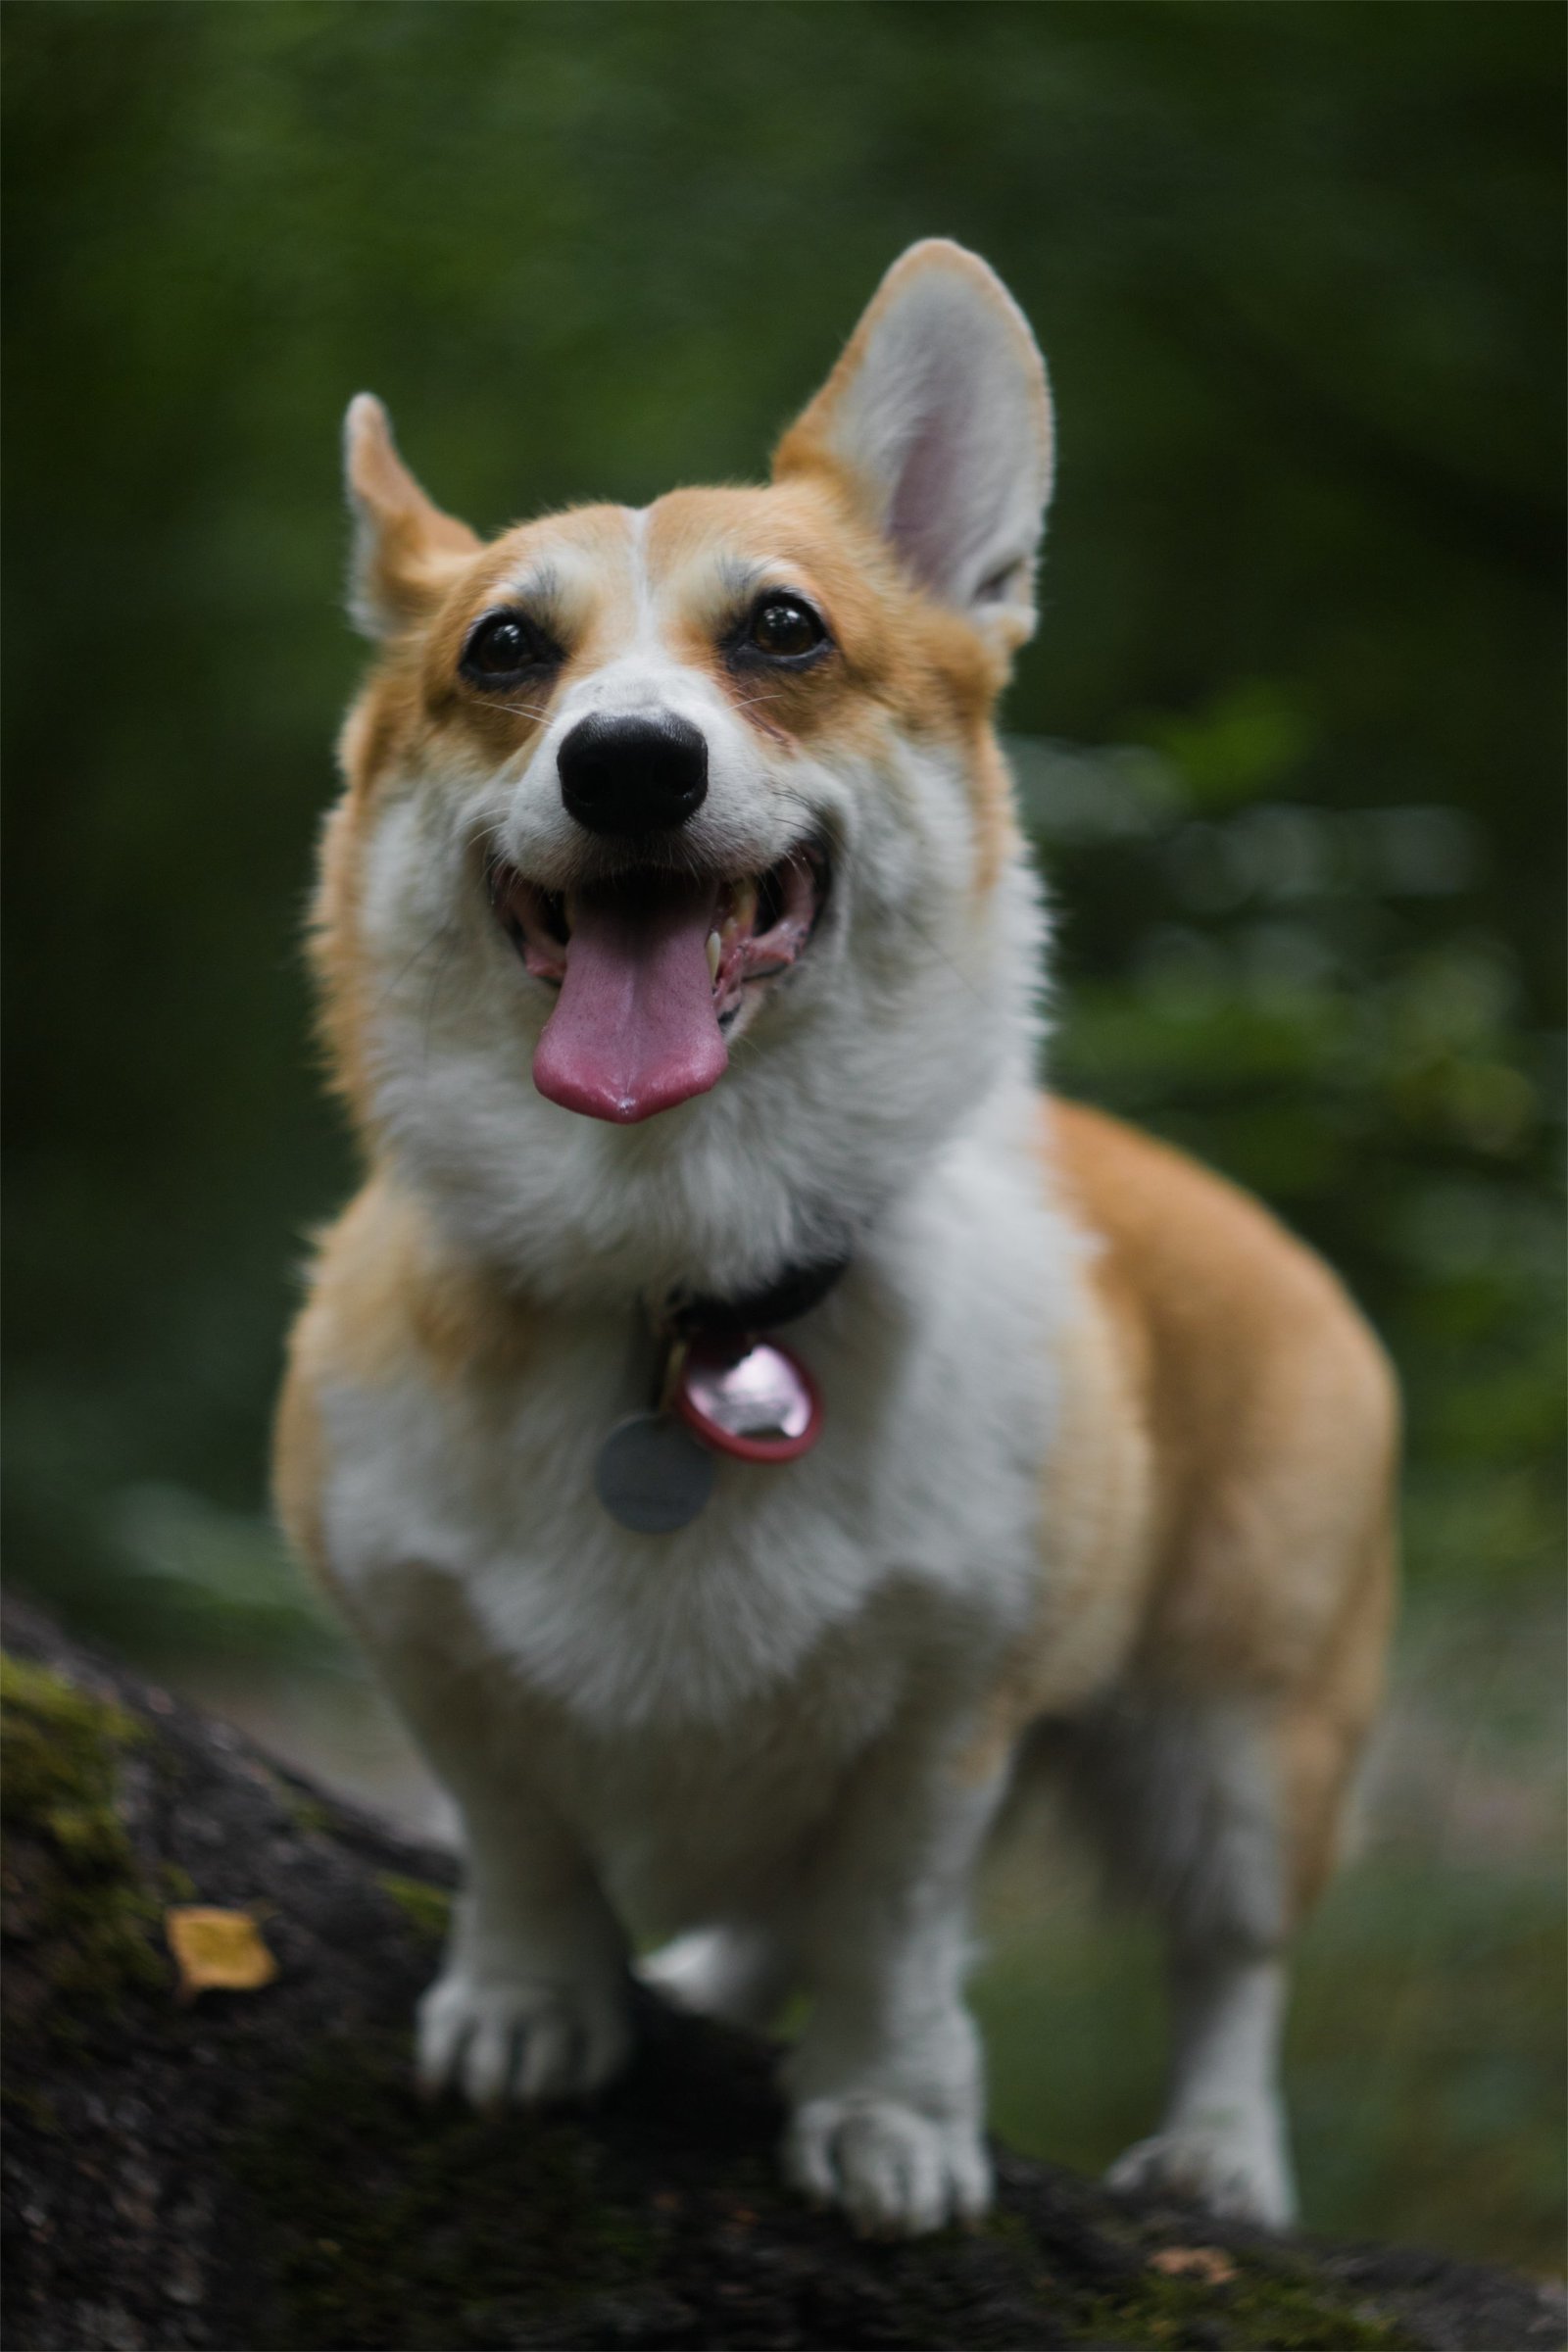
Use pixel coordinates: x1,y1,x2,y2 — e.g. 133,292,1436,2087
674,1334,823,1464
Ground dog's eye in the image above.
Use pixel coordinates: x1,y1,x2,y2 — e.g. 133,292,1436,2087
749,596,825,661
462,611,556,683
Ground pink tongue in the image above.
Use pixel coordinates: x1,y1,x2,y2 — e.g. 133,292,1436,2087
532,879,728,1124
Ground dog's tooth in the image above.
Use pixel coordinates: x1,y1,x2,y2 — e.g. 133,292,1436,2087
706,930,722,983
732,879,759,935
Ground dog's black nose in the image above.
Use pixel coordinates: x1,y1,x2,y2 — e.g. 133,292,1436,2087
558,712,709,835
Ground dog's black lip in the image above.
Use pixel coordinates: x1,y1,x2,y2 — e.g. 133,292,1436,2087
482,835,831,975
539,827,831,895
484,834,831,918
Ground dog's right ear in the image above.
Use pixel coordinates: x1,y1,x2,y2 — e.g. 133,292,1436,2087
343,394,480,639
774,242,1053,656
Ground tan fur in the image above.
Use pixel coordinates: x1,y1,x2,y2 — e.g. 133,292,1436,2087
274,249,1396,2230
278,1098,1396,1919
956,1250,1156,1788
345,394,480,629
282,1176,534,1400
285,903,1397,1922
289,449,1396,1936
272,1328,327,1585
1274,1518,1396,1915
319,466,1013,1085
1036,1099,1397,1924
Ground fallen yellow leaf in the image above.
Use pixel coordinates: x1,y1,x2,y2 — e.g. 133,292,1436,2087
1149,2246,1237,2286
165,1905,278,1998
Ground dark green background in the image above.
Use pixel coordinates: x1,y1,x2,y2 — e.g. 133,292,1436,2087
5,1,1562,2270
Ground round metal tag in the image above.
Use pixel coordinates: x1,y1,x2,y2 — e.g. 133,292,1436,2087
674,1337,823,1464
594,1411,717,1534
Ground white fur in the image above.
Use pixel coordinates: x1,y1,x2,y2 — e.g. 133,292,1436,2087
1072,1698,1298,2224
324,624,1080,2230
320,1068,1077,2225
358,670,1049,1309
1107,1954,1295,2227
310,246,1298,2237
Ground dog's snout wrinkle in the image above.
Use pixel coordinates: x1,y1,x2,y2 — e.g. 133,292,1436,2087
559,710,709,837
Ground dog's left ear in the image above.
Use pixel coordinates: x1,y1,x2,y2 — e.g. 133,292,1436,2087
774,241,1054,653
343,394,481,639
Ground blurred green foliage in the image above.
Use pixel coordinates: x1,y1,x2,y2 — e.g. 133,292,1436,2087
3,0,1562,2270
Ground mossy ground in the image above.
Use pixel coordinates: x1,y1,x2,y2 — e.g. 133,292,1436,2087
1076,2268,1414,2350
0,1650,164,2033
240,2034,658,2351
237,2029,1418,2352
6,1613,1545,2352
376,1870,453,1939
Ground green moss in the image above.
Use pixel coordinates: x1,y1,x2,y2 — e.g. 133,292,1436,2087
1074,2259,1418,2349
375,1872,452,1939
236,2024,1427,2350
279,1786,332,1838
241,2034,658,2350
0,1650,163,2030
1,1652,144,1831
978,2206,1040,2256
1,2082,62,2134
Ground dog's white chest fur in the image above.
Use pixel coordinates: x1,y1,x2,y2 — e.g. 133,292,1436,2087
321,1089,1075,1926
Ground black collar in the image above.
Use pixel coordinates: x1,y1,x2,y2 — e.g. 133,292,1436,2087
660,1250,852,1340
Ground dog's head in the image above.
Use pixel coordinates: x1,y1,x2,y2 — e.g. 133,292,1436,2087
316,241,1054,1298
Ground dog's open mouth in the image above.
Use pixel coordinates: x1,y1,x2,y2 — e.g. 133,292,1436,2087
487,849,826,1124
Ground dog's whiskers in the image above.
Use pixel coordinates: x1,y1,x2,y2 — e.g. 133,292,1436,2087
490,699,556,724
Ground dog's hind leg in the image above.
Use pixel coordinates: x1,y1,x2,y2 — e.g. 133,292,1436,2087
1075,1691,1298,2225
1070,1519,1395,2228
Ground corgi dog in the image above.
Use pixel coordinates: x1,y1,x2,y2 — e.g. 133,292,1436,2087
274,241,1396,2239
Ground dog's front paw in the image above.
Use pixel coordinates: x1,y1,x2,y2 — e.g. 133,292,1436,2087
784,2095,992,2237
1106,2114,1295,2229
416,1967,632,2108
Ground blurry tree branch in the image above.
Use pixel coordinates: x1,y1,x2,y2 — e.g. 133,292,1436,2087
3,1597,1561,2352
